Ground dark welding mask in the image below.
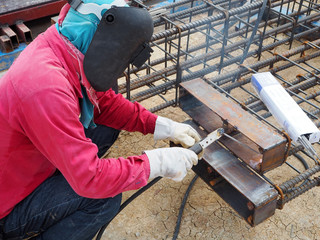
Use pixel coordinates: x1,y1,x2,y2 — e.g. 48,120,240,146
68,0,154,91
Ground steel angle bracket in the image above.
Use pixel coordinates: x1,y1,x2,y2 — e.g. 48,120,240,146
179,78,287,173
184,120,278,226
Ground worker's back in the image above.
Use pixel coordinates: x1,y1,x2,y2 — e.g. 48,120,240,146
0,26,76,219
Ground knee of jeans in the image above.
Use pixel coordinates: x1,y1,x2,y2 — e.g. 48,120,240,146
88,194,122,221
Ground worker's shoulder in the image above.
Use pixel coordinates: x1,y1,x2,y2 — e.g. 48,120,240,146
15,34,66,75
5,61,71,106
9,38,70,89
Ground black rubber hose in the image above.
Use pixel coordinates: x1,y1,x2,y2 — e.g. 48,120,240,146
172,175,199,240
96,176,162,240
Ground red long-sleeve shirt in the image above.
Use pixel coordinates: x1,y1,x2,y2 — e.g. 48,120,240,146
0,12,157,218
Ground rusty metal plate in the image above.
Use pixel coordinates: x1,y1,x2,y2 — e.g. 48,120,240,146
180,78,287,172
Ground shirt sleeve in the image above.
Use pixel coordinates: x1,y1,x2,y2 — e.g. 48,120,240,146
94,89,158,134
15,87,151,198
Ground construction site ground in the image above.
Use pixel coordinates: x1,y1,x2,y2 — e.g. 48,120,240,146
101,105,320,240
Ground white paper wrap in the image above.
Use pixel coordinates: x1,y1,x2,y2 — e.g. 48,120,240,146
251,72,320,144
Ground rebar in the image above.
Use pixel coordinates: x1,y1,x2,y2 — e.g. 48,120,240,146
277,177,320,207
279,165,320,192
122,0,320,207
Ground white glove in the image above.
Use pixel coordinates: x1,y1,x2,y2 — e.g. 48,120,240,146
145,147,198,181
154,116,201,148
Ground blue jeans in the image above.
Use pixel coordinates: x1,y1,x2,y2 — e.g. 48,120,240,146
2,125,121,240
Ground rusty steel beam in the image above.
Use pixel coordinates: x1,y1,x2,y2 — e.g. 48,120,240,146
15,22,33,44
0,0,67,26
0,35,12,53
0,23,32,53
180,78,287,173
0,25,19,50
186,121,278,226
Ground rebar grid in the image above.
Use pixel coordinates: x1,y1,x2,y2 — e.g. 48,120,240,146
125,0,320,207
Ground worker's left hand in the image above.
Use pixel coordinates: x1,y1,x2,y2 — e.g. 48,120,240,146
154,116,201,148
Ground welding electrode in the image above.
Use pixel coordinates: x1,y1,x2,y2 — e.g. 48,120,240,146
188,128,224,155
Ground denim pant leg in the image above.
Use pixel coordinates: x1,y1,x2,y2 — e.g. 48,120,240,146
3,175,122,240
3,124,121,240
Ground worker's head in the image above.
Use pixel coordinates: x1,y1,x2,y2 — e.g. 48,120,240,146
60,0,154,91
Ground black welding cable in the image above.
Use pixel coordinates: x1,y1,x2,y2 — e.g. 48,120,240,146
284,153,310,194
172,175,199,240
96,176,162,240
96,174,199,240
293,153,309,170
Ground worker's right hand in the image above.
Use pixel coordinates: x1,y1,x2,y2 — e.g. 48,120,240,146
144,147,198,182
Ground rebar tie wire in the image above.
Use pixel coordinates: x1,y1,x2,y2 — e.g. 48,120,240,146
202,0,230,73
233,0,268,82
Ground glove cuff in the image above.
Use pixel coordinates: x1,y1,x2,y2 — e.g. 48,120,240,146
144,150,163,179
153,116,175,141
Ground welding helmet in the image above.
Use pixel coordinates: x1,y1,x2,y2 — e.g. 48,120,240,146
67,0,154,91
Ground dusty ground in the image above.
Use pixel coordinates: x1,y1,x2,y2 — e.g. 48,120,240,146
99,106,320,240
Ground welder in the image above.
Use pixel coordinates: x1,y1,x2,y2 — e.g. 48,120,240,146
0,0,201,239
